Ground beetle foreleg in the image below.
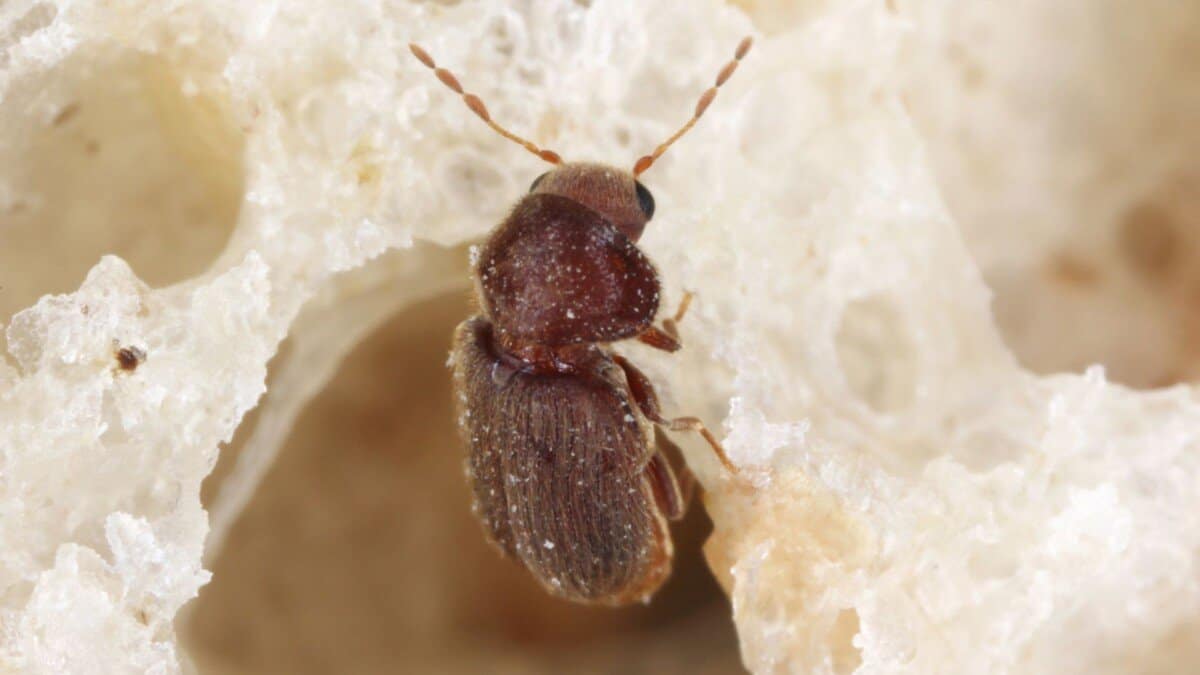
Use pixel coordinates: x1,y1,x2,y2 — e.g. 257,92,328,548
661,290,693,341
637,291,694,352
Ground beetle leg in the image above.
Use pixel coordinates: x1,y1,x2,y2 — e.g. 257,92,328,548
664,416,735,473
655,427,696,510
646,450,686,520
614,354,666,419
637,291,694,352
615,354,736,473
661,290,694,341
637,326,681,352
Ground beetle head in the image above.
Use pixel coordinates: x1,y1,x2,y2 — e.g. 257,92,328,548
527,163,654,241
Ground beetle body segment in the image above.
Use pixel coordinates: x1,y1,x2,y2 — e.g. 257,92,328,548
451,317,673,605
477,192,661,347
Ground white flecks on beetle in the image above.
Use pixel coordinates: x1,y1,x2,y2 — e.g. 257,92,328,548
543,539,555,550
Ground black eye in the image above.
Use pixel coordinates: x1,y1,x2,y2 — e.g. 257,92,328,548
529,172,548,192
634,181,655,219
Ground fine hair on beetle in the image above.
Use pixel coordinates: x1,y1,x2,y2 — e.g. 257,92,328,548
413,35,751,606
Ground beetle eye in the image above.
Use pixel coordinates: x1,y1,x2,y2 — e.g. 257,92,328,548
634,181,655,219
529,172,548,192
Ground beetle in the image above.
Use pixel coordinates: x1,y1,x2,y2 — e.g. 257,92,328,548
414,35,751,605
114,342,146,372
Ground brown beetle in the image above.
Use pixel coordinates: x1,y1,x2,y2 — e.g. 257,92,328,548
114,342,146,372
415,36,751,605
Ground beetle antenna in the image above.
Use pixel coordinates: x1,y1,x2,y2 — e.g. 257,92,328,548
633,36,753,176
409,43,562,165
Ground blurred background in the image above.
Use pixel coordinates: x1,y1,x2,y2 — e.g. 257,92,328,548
2,0,1199,672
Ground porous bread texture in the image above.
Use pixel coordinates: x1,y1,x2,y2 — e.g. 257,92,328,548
1,1,1198,673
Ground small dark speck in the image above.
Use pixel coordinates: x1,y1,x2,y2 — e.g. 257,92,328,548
116,346,147,371
51,102,81,127
85,140,101,155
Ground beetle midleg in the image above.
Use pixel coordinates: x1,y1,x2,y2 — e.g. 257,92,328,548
614,354,736,473
646,450,686,520
664,416,736,473
613,354,666,421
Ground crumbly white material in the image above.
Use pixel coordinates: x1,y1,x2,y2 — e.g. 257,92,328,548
2,1,1198,673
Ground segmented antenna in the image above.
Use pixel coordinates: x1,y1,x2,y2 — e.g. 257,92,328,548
633,36,753,176
409,43,562,165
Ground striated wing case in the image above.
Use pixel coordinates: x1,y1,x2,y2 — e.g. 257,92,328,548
450,316,672,604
